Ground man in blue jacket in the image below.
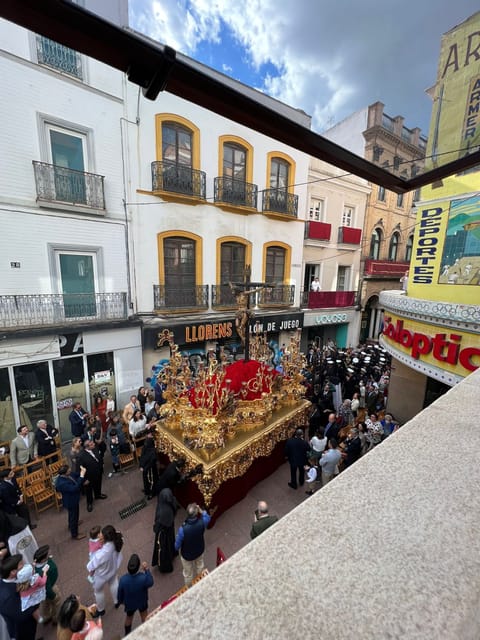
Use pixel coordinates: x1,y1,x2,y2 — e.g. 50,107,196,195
284,428,310,489
117,554,154,635
175,503,210,586
55,464,86,540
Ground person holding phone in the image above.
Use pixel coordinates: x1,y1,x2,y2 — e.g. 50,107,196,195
250,501,278,539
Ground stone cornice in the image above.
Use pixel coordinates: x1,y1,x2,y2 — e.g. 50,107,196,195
379,290,480,331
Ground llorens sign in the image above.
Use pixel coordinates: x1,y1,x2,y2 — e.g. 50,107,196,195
154,312,304,346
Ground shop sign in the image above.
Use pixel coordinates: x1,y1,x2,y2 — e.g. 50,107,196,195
59,332,83,356
314,313,348,325
154,312,304,347
94,370,111,384
383,313,480,375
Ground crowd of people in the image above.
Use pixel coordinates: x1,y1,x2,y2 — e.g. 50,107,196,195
283,341,399,495
0,342,401,638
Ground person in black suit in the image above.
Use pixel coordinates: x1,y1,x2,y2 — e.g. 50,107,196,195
0,468,35,529
34,419,59,458
68,403,88,438
0,553,38,640
284,428,310,489
78,440,107,512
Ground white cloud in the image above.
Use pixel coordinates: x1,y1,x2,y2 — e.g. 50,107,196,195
129,0,480,133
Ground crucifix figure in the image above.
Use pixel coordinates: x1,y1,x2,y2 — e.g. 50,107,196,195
229,265,271,362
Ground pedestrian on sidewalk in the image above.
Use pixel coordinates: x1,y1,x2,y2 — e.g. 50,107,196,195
117,554,154,635
55,464,87,540
175,503,210,586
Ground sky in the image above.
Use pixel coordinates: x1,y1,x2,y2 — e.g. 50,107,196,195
128,0,480,135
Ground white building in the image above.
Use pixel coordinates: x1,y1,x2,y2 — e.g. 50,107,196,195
0,7,312,440
302,158,370,348
0,18,143,442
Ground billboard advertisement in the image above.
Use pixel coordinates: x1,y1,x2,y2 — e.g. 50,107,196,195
409,12,480,304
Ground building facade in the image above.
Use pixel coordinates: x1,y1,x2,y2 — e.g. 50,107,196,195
380,11,480,422
0,18,143,442
302,158,370,348
122,66,310,381
325,102,427,342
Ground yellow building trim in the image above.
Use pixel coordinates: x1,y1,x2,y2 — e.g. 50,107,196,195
265,151,296,193
262,241,292,283
215,237,252,285
217,135,254,183
155,113,201,169
157,230,203,286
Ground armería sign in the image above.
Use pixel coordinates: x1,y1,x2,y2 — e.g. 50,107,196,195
383,316,480,372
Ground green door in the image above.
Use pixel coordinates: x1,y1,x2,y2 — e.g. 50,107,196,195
50,129,87,204
59,254,96,318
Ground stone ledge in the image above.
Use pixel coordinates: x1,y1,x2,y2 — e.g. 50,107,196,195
131,368,480,640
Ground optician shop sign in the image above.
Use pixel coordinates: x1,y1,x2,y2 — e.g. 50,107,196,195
382,313,480,376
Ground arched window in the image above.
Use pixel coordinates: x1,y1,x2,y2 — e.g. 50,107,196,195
158,233,202,308
220,241,246,283
369,228,382,259
162,122,192,166
389,232,399,261
265,246,286,283
405,234,414,262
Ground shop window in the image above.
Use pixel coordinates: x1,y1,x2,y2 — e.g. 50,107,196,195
53,357,87,442
14,362,54,431
0,368,14,441
87,352,115,406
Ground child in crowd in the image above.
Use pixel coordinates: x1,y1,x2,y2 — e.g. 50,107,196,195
70,607,102,640
107,429,121,477
16,562,48,623
304,457,319,495
87,526,103,584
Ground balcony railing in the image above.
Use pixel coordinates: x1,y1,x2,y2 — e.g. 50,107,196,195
258,285,295,306
33,161,105,209
305,221,331,241
211,285,237,308
262,189,298,217
337,226,362,244
214,177,258,208
36,35,83,79
301,290,356,308
364,259,410,277
153,285,209,310
0,293,127,329
151,161,206,199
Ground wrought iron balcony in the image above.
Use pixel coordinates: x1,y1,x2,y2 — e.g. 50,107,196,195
211,285,237,308
262,189,298,217
258,285,295,307
32,161,105,209
301,290,356,308
214,177,258,208
36,35,83,79
364,259,410,277
151,161,206,199
153,285,209,310
0,293,127,329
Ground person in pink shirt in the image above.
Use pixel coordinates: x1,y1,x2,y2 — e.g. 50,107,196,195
87,525,103,584
16,562,48,623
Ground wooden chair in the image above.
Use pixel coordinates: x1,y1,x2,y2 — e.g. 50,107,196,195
22,469,49,511
30,478,57,515
42,451,66,476
118,439,136,471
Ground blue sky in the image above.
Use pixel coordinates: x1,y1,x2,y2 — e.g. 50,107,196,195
129,0,480,135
